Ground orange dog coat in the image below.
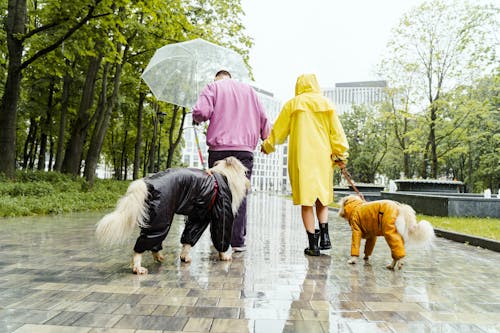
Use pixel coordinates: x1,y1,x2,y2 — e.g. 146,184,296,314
342,197,406,260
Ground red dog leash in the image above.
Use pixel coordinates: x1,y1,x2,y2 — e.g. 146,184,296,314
339,165,365,201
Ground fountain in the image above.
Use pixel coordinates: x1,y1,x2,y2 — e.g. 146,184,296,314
381,180,499,218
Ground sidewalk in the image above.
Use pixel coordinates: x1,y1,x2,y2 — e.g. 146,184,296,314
0,192,499,332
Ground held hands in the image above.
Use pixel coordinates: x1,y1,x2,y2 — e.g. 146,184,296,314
260,145,269,155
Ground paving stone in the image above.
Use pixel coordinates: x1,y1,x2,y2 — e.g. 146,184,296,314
0,192,498,333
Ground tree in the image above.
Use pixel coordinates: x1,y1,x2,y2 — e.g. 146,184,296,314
1,0,253,181
380,87,418,178
440,71,499,192
379,0,498,178
0,0,114,178
340,105,389,183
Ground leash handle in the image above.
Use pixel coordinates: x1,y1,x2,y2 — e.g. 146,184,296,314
340,166,365,201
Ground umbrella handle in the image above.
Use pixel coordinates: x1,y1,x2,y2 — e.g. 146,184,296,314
193,127,206,170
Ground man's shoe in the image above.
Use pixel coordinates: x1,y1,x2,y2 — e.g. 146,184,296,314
232,246,246,252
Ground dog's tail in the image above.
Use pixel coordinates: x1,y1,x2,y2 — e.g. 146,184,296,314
96,179,149,245
407,219,435,247
396,203,435,247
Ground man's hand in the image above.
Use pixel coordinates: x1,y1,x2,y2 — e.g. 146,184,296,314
260,146,269,155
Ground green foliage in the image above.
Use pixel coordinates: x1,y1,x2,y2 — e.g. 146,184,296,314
2,0,253,180
340,104,389,183
378,0,498,179
0,171,129,217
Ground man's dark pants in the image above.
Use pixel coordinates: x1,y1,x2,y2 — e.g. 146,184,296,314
208,150,253,248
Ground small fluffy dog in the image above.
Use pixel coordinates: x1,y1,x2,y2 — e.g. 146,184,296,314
96,157,250,274
338,195,434,270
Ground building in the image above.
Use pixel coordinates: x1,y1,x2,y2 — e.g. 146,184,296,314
323,80,387,114
180,86,287,193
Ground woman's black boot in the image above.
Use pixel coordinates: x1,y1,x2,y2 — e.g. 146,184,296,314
304,229,320,256
319,223,331,250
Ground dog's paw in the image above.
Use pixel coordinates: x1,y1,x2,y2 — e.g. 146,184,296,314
133,266,148,275
363,256,371,266
180,244,192,263
386,259,402,270
180,254,192,263
219,252,232,261
152,251,164,263
347,256,358,264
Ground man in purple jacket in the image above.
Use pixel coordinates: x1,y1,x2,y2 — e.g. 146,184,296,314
192,70,270,252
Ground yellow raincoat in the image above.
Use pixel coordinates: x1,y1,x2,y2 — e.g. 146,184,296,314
262,74,349,206
341,197,406,260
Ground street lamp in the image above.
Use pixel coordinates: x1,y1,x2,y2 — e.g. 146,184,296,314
156,111,166,172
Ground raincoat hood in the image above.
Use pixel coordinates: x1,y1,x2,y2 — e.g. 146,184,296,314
341,196,364,222
261,73,349,205
295,73,322,96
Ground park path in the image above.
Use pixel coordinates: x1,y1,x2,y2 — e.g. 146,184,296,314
0,192,498,332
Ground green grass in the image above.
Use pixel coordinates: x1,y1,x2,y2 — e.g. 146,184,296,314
419,215,500,241
329,201,500,241
0,171,130,217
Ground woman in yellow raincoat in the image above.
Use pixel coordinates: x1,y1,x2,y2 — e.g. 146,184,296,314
261,74,349,256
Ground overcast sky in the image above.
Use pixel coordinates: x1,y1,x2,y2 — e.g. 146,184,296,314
240,0,428,101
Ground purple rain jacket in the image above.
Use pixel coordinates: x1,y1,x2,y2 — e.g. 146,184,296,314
133,167,233,254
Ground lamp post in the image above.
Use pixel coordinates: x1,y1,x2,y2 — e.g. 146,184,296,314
156,111,166,172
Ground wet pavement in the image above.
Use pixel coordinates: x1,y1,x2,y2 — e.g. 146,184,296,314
0,192,499,333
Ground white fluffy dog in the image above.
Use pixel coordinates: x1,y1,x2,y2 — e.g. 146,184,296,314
338,195,435,270
96,157,249,274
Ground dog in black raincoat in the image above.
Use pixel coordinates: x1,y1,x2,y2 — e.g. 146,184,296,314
96,157,250,274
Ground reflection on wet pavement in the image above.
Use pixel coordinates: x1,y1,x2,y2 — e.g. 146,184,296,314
0,192,499,332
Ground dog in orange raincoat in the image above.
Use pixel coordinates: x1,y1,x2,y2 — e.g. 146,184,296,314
338,195,435,270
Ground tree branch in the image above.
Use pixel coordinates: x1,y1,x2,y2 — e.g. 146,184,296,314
20,2,107,70
22,20,69,41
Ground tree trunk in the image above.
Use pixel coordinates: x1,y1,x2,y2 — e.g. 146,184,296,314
429,104,438,178
142,140,150,177
133,92,146,180
0,0,27,178
84,43,127,185
54,62,73,172
119,125,129,180
37,79,55,171
147,111,159,174
22,117,37,169
83,63,109,184
166,106,187,168
61,53,103,175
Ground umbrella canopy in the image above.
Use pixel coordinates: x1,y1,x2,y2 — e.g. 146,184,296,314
141,38,250,109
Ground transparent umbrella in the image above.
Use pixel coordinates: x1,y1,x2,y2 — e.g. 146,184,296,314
141,38,250,108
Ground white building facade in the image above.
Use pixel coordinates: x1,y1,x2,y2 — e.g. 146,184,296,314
323,80,387,115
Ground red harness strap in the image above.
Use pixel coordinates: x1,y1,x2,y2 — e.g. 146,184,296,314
208,177,218,211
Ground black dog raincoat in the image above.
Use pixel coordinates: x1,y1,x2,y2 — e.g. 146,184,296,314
133,168,233,254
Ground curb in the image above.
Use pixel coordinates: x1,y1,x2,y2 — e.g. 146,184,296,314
328,207,500,253
434,228,500,253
